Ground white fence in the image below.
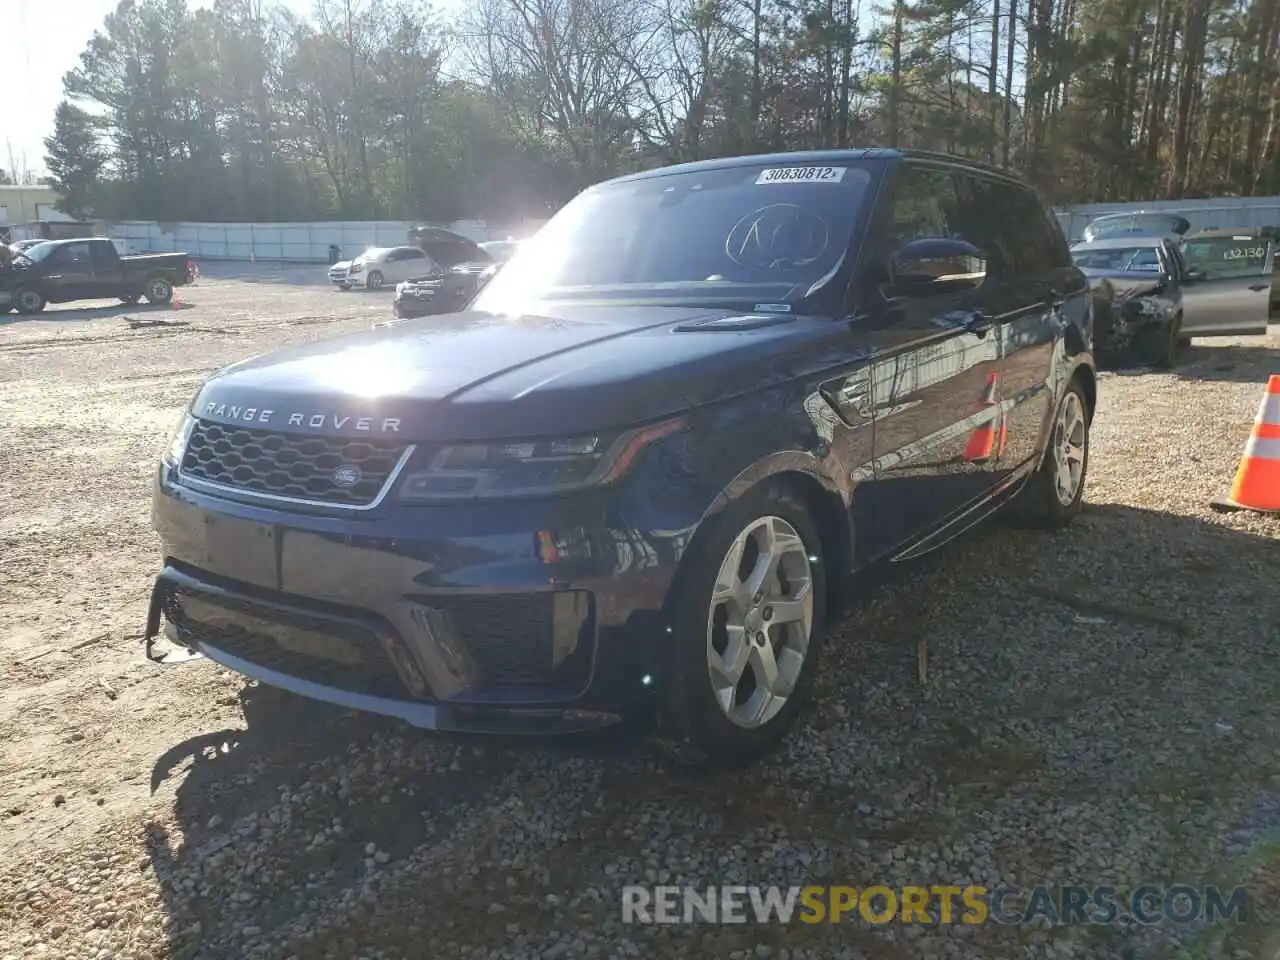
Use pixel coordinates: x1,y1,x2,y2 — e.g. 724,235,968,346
105,218,549,262
104,195,1280,262
1055,196,1280,242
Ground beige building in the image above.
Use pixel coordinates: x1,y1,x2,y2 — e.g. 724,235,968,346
0,184,72,238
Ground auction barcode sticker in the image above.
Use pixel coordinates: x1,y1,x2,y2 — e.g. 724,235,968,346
755,166,846,184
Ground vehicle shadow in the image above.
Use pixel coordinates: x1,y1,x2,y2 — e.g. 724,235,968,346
0,301,197,325
142,501,1280,958
1174,341,1280,384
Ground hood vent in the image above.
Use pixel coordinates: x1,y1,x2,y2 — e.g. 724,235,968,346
673,313,797,333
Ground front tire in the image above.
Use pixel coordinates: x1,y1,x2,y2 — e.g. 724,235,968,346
1135,313,1181,369
14,288,45,315
658,482,827,769
366,270,384,290
144,276,174,305
1006,378,1090,530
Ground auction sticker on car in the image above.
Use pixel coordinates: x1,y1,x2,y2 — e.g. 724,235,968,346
756,166,846,184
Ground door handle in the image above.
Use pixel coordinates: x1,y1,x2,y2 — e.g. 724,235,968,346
1249,283,1269,292
963,310,993,336
838,388,874,419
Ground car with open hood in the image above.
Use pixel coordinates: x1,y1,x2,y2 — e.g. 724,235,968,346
145,149,1096,766
1070,235,1186,366
1071,218,1274,366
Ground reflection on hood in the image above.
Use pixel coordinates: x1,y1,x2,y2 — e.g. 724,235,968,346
1082,270,1164,301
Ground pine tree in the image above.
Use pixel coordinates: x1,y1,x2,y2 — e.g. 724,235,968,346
43,101,106,220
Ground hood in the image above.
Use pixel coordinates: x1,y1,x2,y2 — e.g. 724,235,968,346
331,260,353,271
192,304,847,442
1081,269,1166,300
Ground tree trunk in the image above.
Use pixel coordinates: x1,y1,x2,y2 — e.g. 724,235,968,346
1002,0,1017,166
1169,0,1209,197
989,0,1000,163
887,0,904,147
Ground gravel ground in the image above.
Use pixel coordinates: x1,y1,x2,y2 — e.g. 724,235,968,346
1,267,1277,960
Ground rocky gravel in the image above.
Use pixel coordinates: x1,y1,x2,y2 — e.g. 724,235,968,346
1,269,1277,960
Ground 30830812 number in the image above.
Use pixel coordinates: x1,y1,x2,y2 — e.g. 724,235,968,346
755,166,846,184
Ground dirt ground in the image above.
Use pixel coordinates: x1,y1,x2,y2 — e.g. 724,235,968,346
0,265,1278,960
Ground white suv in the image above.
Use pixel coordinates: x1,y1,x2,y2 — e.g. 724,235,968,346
329,246,441,290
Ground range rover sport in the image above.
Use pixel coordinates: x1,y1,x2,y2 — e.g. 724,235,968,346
145,149,1096,766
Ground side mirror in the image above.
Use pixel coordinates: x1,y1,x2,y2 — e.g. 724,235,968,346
888,237,988,298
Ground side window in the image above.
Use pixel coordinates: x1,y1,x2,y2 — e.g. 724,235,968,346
886,164,960,248
954,175,1065,278
1181,237,1271,279
386,249,404,262
89,242,115,268
50,243,90,268
403,249,426,260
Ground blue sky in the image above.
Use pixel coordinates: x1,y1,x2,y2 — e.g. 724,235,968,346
0,0,314,176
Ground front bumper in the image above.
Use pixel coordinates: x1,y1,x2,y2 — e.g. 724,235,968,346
1093,296,1168,354
145,465,688,733
392,290,440,319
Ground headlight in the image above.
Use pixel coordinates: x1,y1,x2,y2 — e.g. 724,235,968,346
349,262,364,273
162,412,196,467
398,418,684,501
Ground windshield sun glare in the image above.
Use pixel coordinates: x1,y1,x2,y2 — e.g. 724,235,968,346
473,164,873,314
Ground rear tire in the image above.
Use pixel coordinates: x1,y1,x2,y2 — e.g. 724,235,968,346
144,276,174,305
1005,378,1090,530
656,481,828,770
14,288,45,315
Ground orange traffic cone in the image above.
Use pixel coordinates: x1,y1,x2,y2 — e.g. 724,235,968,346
1210,375,1280,514
964,372,1007,462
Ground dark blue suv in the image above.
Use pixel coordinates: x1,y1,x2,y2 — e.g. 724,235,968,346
145,149,1096,766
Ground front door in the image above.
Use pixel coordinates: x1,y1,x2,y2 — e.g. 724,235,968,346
1179,234,1274,336
41,241,95,303
851,162,1003,561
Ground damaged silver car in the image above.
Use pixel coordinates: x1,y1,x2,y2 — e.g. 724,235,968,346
1072,235,1188,368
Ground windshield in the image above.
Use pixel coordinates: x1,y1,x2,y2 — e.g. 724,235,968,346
472,161,874,312
20,242,59,263
1181,236,1272,279
1071,245,1165,273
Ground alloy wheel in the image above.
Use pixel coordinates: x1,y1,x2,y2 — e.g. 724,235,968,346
705,515,814,729
1052,391,1087,506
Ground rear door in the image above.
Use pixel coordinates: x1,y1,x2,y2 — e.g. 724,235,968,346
849,161,1003,560
1179,234,1274,336
88,240,126,296
952,172,1077,476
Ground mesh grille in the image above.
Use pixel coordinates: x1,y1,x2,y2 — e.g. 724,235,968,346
427,593,592,690
180,420,407,506
165,589,409,699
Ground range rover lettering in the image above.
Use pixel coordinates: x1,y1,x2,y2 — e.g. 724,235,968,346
145,149,1096,766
